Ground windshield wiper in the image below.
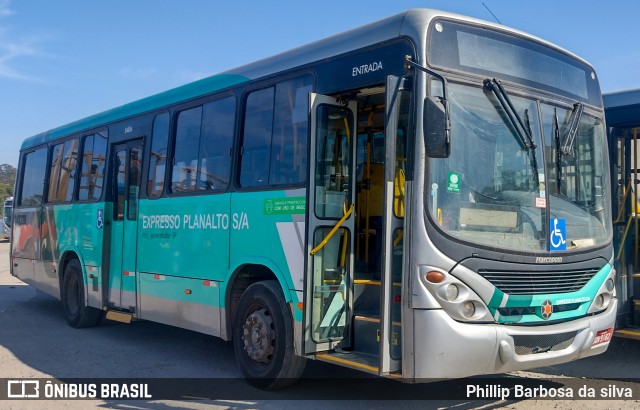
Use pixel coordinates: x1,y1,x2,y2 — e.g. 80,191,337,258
561,102,584,156
553,108,563,191
484,78,539,188
483,78,537,151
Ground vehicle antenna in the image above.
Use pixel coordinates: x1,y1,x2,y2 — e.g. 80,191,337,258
482,2,502,24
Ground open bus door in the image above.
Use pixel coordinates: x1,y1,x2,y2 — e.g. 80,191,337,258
305,94,357,354
304,77,409,376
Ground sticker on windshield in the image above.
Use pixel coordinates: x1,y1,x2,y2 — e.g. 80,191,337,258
539,180,545,198
535,197,546,208
447,172,461,193
550,218,567,251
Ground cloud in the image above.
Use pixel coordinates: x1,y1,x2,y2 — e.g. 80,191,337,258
0,31,42,80
0,1,48,82
0,0,14,18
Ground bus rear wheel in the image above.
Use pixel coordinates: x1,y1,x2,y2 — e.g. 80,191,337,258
61,259,101,328
233,280,306,389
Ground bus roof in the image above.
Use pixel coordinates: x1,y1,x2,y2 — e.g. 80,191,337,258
20,8,591,151
604,89,640,109
604,89,640,128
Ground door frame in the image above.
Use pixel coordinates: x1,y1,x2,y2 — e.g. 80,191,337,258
378,75,408,374
304,93,358,354
105,138,144,312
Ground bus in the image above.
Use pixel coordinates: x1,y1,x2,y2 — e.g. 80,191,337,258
10,9,615,388
2,196,12,240
605,89,640,337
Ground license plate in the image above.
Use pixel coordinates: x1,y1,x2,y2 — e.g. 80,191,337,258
592,328,613,346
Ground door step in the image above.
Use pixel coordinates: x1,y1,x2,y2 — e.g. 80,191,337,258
104,310,134,323
315,351,402,378
315,351,379,375
353,314,402,357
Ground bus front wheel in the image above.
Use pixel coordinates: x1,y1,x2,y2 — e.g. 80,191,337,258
61,259,101,328
233,280,306,389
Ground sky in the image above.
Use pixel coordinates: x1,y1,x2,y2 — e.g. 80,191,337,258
0,0,638,167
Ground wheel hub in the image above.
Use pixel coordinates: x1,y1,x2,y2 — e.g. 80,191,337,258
242,308,275,364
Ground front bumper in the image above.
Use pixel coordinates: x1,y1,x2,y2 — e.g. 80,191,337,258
411,298,617,379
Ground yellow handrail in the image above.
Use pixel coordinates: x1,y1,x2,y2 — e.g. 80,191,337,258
393,230,404,247
310,203,354,255
613,179,632,224
340,201,349,267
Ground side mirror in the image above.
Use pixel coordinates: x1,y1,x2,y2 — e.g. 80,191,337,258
424,96,450,158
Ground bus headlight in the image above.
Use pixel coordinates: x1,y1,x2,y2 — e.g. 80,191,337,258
587,265,616,314
419,266,493,322
605,278,614,292
462,301,475,318
445,284,459,301
595,294,604,308
595,293,611,310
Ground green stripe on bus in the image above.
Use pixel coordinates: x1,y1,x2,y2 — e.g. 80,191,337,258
492,263,612,324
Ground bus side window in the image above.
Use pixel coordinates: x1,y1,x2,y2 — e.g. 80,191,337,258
48,143,64,202
240,87,274,188
171,107,202,193
19,147,48,207
239,75,313,189
270,80,312,185
147,112,169,198
78,132,107,201
200,96,235,191
48,139,79,203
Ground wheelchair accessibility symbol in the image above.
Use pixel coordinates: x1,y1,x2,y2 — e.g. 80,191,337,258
97,209,104,229
550,218,566,251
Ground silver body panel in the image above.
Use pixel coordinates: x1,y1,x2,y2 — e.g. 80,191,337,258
411,300,617,379
227,9,594,82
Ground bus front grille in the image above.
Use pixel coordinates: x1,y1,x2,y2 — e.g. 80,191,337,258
479,267,600,295
512,332,576,355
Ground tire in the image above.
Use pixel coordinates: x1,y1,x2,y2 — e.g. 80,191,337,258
233,280,306,390
61,259,101,328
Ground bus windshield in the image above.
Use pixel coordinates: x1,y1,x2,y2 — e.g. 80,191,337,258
428,81,611,252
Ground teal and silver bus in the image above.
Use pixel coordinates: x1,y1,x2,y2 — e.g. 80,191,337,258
10,9,615,388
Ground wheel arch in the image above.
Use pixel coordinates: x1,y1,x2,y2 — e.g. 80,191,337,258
57,248,85,301
222,261,294,341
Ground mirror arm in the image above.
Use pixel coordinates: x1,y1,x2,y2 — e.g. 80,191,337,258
404,56,451,134
404,55,448,96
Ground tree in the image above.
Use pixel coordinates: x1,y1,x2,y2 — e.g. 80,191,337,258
0,164,16,203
